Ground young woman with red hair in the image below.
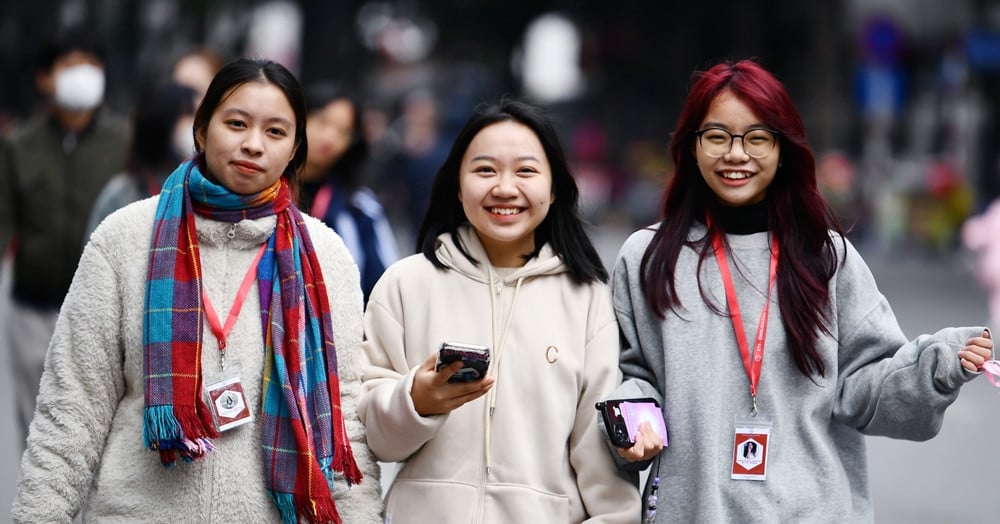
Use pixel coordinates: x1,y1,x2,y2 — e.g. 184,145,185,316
604,59,993,522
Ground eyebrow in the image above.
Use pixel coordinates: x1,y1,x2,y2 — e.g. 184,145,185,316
469,154,542,163
700,121,769,131
220,107,294,129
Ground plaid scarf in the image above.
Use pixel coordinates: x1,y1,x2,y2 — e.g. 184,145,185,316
143,160,362,524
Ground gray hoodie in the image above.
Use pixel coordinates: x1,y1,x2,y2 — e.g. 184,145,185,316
611,224,986,523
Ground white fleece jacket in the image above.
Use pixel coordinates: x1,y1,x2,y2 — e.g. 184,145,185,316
12,196,383,523
359,225,640,524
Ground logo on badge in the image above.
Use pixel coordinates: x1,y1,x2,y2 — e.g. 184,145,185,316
215,389,246,418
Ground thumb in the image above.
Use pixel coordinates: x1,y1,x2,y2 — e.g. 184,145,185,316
984,329,991,340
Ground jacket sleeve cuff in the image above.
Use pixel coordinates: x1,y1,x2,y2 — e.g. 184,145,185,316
368,367,447,461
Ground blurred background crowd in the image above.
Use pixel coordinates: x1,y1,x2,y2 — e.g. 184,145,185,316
2,2,1000,522
2,0,1000,255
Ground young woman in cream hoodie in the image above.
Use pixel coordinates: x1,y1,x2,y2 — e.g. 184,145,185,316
359,99,640,523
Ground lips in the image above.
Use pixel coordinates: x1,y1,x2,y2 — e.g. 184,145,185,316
719,170,754,180
232,160,264,175
489,207,523,216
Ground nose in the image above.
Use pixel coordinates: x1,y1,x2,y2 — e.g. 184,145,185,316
242,131,264,155
725,136,750,161
492,173,517,197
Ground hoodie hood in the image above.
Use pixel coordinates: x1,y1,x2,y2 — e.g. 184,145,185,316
434,224,567,284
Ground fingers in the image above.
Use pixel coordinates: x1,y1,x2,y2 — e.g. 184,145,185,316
412,358,494,416
435,360,467,385
959,330,995,372
639,421,665,448
616,421,664,462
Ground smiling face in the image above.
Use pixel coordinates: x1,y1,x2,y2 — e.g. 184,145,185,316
196,81,298,195
459,120,554,267
696,91,780,207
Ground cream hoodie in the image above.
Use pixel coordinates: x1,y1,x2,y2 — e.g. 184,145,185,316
359,225,640,524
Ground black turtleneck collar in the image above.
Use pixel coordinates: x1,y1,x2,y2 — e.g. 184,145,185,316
711,200,769,235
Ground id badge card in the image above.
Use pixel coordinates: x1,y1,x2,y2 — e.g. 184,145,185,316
731,419,772,481
204,365,253,432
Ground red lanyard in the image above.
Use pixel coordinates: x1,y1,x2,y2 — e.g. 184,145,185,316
711,231,779,415
202,244,267,360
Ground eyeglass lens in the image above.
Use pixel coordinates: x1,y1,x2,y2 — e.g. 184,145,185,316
699,128,775,158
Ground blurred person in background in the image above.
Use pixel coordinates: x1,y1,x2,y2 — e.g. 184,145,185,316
379,88,451,243
12,57,382,523
171,46,225,108
358,99,640,523
300,82,398,303
84,79,197,240
0,25,129,452
606,59,994,523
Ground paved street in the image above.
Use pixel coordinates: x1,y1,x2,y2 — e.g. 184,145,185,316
2,224,997,522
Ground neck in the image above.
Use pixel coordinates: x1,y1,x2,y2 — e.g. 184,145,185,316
713,199,769,235
476,231,532,268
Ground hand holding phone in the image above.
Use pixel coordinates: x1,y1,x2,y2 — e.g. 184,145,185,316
596,397,668,448
436,342,490,383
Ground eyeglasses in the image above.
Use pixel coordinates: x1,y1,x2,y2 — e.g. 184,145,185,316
695,127,778,159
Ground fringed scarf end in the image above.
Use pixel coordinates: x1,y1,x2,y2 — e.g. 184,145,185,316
143,405,217,465
270,491,343,524
337,444,363,486
143,405,182,449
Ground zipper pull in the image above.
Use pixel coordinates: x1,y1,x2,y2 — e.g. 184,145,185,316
227,223,237,239
495,280,504,295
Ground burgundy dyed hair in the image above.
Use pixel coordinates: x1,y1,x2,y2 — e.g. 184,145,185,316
640,59,844,377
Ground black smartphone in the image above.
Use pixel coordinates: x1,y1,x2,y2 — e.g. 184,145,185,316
436,342,490,383
595,397,667,448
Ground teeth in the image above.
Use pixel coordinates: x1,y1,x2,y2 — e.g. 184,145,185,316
491,208,520,215
721,171,752,180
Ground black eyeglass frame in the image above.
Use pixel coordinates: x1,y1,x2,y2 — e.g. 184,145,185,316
694,127,780,159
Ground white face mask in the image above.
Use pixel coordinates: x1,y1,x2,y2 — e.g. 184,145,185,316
172,118,196,158
54,64,105,111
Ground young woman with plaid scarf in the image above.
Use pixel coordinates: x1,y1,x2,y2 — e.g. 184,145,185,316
12,58,382,524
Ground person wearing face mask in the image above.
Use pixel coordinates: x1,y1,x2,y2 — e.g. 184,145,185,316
84,79,197,241
0,25,129,452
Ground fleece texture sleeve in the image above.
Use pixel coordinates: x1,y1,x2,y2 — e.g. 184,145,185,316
357,267,447,462
605,229,664,472
12,241,125,523
830,240,985,440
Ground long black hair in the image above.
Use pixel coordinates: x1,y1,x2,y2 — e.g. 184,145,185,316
192,58,307,185
416,99,607,285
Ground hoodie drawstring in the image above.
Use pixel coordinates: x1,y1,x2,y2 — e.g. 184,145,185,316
484,267,523,477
